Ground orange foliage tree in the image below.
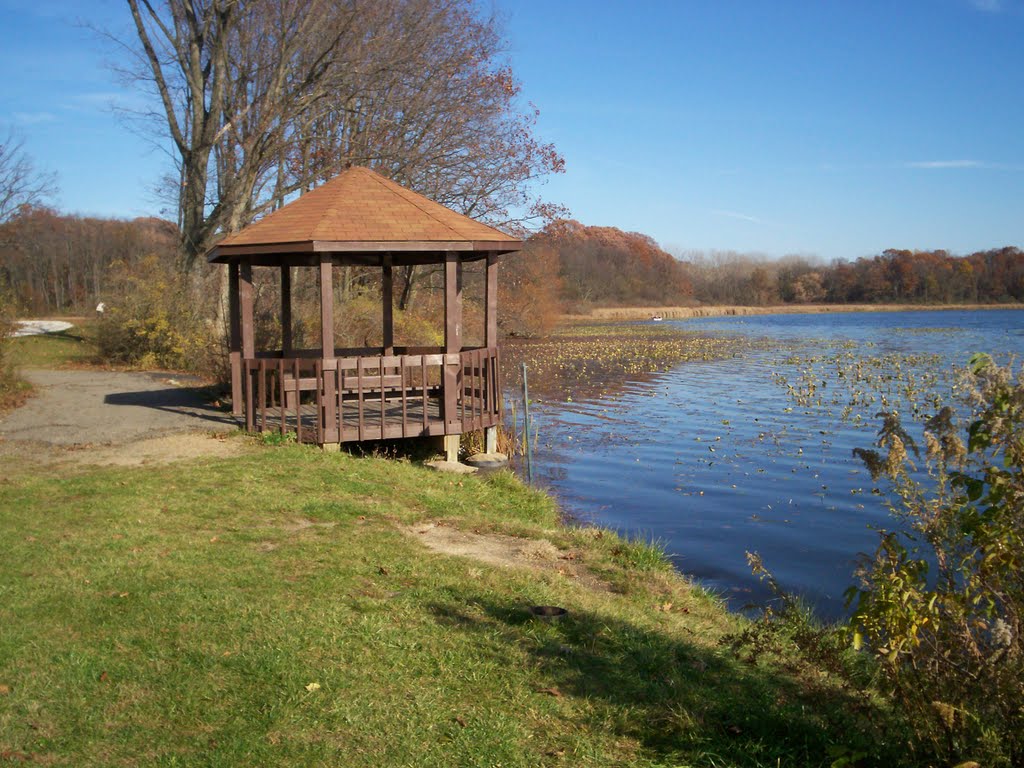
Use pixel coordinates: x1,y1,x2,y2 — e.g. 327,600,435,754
526,220,692,311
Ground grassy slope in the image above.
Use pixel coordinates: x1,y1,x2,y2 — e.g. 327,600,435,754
0,323,902,766
8,323,98,370
0,446,895,767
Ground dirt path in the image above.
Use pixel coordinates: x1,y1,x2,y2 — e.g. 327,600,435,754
0,368,249,466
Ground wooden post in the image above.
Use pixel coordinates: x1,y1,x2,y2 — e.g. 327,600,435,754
280,265,292,357
444,252,463,352
240,261,255,361
229,262,242,416
484,252,498,349
319,255,334,358
483,252,499,453
239,261,256,429
319,255,336,446
443,252,463,429
382,253,394,355
443,434,460,463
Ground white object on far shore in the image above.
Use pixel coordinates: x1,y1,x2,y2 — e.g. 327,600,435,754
11,320,74,337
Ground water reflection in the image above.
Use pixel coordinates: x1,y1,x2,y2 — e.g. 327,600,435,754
502,310,1024,620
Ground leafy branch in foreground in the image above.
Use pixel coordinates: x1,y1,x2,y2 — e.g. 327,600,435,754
847,354,1023,766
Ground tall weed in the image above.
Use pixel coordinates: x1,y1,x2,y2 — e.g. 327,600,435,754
847,355,1024,766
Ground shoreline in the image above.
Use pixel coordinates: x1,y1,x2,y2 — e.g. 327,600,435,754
564,302,1024,322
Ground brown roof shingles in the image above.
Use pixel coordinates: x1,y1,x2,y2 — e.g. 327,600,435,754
214,167,518,250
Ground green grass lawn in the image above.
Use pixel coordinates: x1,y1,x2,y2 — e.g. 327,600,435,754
0,444,902,767
9,321,98,369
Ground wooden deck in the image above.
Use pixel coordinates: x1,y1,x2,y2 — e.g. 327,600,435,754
242,347,500,445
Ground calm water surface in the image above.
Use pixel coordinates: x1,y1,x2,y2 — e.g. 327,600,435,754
518,310,1024,619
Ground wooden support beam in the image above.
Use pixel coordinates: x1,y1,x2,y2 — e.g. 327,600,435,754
228,262,242,416
485,252,498,349
444,434,460,463
443,252,463,427
484,254,499,451
382,253,394,355
240,261,255,361
280,265,293,357
444,252,463,353
319,255,335,359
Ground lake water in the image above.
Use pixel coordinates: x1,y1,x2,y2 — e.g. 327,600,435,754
516,310,1024,619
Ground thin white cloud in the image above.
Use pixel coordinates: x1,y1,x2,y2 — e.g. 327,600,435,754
12,111,58,125
905,160,984,169
73,92,123,105
710,208,763,224
970,0,1003,12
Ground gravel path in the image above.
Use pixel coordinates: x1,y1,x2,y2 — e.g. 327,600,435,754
0,368,236,446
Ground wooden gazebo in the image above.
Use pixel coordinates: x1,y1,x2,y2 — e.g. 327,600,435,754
207,166,521,458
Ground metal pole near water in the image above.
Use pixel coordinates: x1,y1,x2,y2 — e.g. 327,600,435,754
521,362,533,485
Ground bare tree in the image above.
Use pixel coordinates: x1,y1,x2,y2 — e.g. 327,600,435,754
0,131,57,224
120,0,564,271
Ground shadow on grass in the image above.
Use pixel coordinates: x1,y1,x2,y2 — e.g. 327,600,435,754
427,594,901,767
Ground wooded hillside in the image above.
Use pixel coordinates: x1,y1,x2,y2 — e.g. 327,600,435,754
2,208,1021,325
0,208,177,315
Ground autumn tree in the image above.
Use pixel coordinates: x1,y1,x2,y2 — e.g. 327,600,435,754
529,220,691,310
498,242,563,336
122,0,564,270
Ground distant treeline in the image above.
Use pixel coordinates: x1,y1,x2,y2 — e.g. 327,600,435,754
510,222,1023,320
1,208,1021,324
0,207,177,315
679,247,1024,306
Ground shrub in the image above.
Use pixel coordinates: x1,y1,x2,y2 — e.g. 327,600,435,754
93,255,220,375
847,355,1024,766
0,277,23,403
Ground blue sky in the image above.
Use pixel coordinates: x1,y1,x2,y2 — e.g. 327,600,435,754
1,0,1022,262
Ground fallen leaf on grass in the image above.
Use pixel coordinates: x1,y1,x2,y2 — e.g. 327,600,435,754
98,671,108,682
305,682,321,692
656,602,673,612
0,751,33,762
454,716,467,728
535,687,563,697
377,566,390,576
0,684,10,695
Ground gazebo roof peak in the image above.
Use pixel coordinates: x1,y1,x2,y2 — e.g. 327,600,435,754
208,166,520,262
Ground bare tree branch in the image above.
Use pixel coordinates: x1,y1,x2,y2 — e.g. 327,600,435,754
0,131,58,224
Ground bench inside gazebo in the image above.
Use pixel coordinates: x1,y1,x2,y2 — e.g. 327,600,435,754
207,166,521,458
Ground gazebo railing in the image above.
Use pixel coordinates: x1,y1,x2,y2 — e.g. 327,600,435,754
242,347,500,444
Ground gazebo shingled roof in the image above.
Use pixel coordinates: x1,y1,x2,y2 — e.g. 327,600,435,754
208,166,521,262
207,165,515,455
